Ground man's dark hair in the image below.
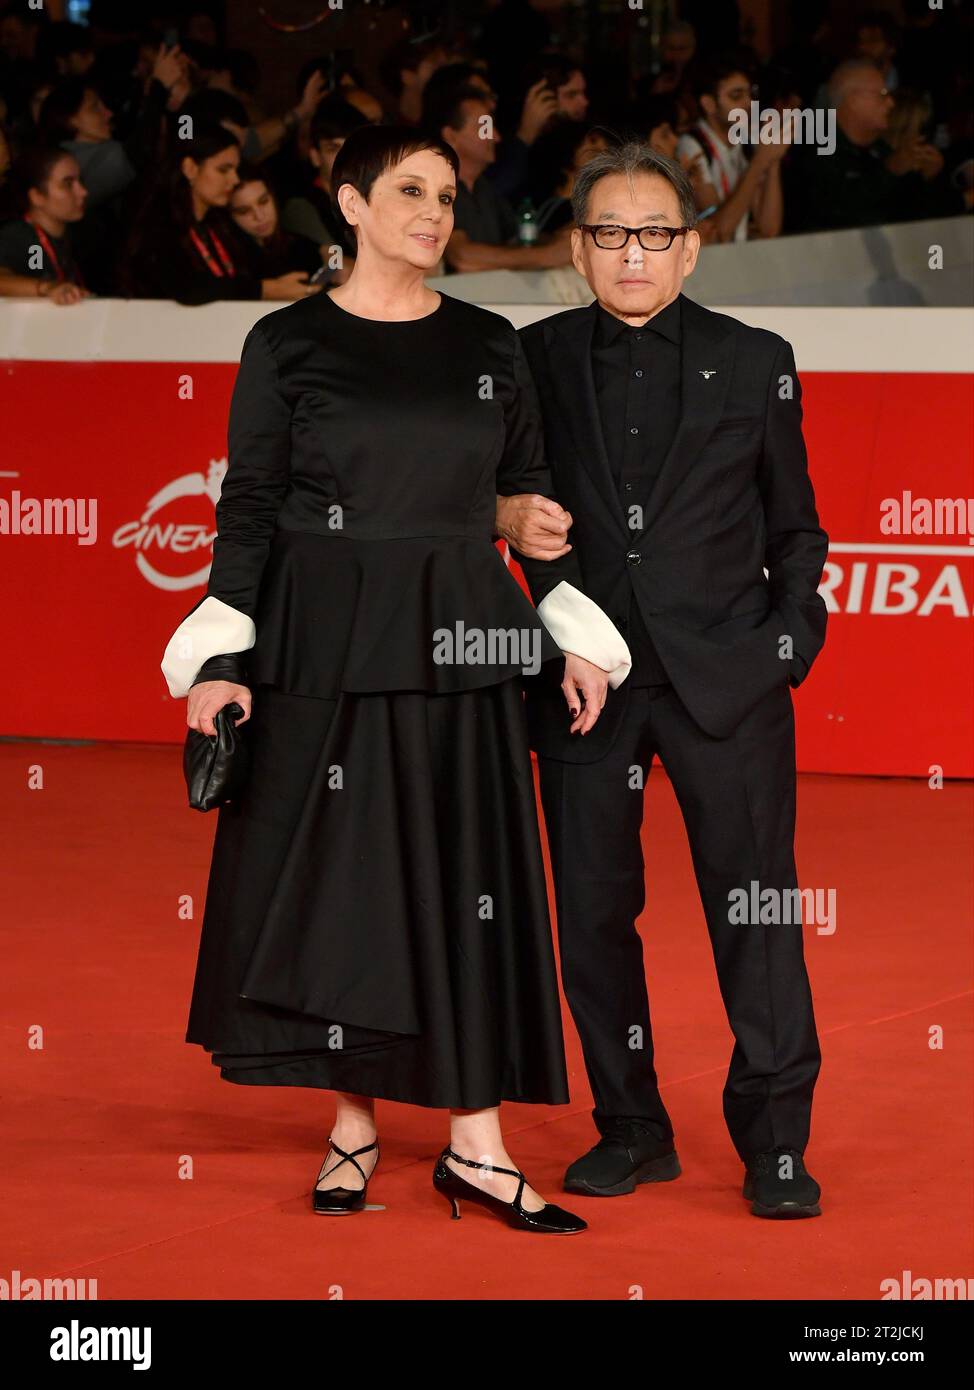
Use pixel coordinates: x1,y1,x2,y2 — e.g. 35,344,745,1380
329,123,460,233
425,83,491,140
36,77,94,143
684,49,757,103
420,61,491,129
379,35,446,99
570,140,697,229
310,96,370,147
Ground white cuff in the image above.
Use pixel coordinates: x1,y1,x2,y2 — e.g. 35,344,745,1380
161,595,256,698
536,581,632,688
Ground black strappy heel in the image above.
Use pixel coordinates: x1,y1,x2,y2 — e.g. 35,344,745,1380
312,1136,379,1214
433,1146,586,1233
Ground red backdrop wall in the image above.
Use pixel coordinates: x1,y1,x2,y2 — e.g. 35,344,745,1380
2,312,971,777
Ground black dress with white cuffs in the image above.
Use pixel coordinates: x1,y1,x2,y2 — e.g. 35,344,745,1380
162,289,630,1108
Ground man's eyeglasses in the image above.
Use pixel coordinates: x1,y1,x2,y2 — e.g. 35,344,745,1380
580,223,691,251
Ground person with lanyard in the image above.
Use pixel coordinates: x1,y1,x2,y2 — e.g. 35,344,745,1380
676,51,787,243
117,121,319,305
0,144,91,304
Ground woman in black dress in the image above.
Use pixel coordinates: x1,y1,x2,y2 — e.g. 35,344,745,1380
161,125,631,1233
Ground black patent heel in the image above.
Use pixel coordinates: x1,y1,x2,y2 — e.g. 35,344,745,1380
312,1135,379,1214
432,1146,586,1234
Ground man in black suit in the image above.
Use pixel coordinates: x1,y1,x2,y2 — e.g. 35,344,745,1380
496,142,828,1218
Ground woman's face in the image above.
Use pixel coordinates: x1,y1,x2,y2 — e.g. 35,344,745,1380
230,179,278,241
32,154,87,223
183,143,241,209
72,87,112,142
337,147,455,270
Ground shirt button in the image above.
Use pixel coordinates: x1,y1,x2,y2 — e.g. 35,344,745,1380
624,482,633,490
634,333,643,341
630,426,639,435
634,369,643,378
626,550,642,565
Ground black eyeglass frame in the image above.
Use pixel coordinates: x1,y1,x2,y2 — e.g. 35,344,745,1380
579,223,692,251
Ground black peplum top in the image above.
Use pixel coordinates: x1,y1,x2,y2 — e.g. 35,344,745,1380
161,290,631,700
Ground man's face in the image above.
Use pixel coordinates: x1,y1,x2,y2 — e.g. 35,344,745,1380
570,171,699,321
445,99,497,167
72,87,112,142
702,71,753,132
841,68,893,137
312,136,345,183
661,30,695,69
557,70,588,120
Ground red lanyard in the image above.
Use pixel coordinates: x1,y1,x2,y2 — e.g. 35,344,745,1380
189,223,236,277
23,217,85,287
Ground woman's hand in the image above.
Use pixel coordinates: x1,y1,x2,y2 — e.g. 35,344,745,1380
562,653,608,735
187,681,252,736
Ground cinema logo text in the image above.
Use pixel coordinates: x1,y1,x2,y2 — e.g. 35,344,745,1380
112,458,226,591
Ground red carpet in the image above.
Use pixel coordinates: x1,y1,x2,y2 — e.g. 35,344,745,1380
3,739,971,1300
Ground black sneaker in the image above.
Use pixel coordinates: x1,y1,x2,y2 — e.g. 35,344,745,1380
743,1146,821,1218
564,1118,681,1197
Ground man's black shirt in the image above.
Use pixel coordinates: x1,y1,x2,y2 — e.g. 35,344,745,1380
590,297,682,685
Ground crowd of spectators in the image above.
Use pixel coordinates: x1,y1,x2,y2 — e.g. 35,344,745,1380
0,0,969,307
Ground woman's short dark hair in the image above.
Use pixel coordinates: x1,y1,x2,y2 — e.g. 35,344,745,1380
570,140,697,230
329,123,460,232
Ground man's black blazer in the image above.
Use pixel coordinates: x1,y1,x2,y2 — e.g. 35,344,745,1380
513,292,829,763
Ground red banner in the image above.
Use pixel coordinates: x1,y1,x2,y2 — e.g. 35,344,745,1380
1,355,971,776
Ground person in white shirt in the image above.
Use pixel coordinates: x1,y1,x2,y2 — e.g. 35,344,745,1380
676,52,786,243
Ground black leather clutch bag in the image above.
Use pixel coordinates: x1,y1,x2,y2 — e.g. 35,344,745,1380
183,652,253,812
183,702,251,811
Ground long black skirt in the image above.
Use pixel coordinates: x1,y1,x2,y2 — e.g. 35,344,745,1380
184,678,571,1110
